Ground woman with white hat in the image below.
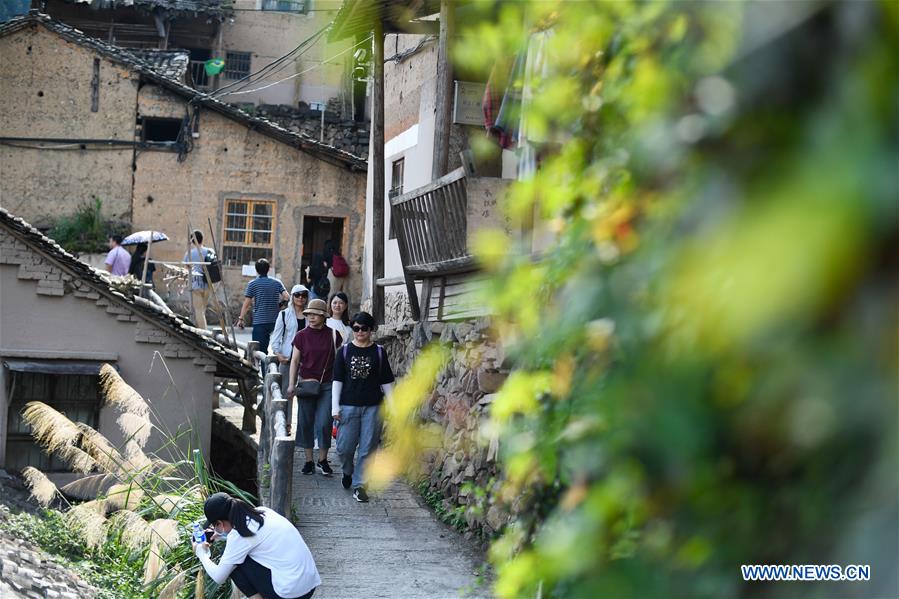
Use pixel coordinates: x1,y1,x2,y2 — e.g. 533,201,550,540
271,284,309,431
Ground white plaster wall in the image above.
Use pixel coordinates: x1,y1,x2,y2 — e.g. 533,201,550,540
0,264,216,468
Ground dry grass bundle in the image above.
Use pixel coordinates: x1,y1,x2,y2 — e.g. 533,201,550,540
157,569,187,599
100,364,149,418
21,466,58,507
76,423,124,474
152,494,189,516
60,473,118,500
65,500,108,549
105,482,144,511
108,509,153,551
117,412,153,449
21,402,81,454
149,518,180,550
194,569,205,599
55,443,98,474
143,539,165,584
122,440,153,473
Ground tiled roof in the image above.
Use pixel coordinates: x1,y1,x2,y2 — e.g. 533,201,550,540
0,207,256,379
63,0,230,18
0,12,367,171
130,48,189,80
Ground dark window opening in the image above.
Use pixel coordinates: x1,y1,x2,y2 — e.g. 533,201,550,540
5,371,101,473
141,117,182,144
388,158,404,239
224,51,252,80
301,216,344,289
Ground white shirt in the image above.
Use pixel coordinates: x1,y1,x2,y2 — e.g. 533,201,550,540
326,318,351,345
197,507,320,597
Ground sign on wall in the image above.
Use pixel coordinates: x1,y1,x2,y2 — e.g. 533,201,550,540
453,81,487,126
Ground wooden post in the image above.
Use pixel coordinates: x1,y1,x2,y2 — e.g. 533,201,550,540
371,21,386,324
432,0,455,179
208,217,238,348
140,233,153,298
270,435,294,517
237,377,257,434
186,223,194,324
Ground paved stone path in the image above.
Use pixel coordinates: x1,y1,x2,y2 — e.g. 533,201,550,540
291,446,487,599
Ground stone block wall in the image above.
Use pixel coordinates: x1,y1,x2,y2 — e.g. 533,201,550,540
243,104,370,160
375,315,512,542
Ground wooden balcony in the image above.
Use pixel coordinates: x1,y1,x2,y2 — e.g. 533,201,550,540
390,167,510,321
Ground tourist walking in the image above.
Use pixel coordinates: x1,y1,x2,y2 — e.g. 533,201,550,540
183,230,215,329
326,292,352,342
332,311,395,503
194,492,320,599
104,234,131,276
238,258,288,352
128,242,155,286
272,284,309,429
287,298,342,477
323,239,348,294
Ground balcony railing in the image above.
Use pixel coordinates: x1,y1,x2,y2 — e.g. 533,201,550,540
390,167,474,277
188,60,213,91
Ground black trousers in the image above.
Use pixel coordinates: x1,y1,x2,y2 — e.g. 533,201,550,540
230,556,316,599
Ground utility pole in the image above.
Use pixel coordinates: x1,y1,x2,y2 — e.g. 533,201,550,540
371,20,386,324
432,0,454,179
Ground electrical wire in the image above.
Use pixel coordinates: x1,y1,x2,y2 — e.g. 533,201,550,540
222,35,372,96
209,22,329,98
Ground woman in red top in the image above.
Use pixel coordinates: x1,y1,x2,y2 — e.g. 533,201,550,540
287,298,342,476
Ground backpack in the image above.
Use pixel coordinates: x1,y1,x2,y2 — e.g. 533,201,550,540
331,253,349,278
203,248,222,283
313,275,330,297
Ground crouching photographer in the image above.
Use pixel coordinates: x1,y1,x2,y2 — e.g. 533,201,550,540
193,492,320,599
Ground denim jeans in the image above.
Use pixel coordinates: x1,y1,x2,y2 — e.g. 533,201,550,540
296,382,332,451
252,321,277,354
336,404,382,489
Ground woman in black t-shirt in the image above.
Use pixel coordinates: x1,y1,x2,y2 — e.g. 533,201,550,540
331,312,394,503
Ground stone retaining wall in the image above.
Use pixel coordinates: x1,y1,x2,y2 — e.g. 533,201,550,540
236,103,370,160
375,316,512,542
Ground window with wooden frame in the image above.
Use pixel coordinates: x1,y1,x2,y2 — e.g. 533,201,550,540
388,157,404,239
5,371,101,472
222,199,276,266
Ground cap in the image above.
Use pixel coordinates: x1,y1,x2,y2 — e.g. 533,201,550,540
291,284,309,295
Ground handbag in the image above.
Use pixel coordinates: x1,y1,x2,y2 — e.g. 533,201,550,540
296,329,336,399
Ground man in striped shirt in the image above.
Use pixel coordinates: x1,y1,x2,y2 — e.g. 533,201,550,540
237,259,288,353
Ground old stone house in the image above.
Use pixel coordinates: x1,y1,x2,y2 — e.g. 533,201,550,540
19,0,364,118
0,12,367,314
0,208,256,482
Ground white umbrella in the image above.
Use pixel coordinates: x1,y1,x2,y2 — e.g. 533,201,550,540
121,230,169,245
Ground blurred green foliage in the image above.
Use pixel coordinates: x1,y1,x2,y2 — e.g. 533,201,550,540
448,1,898,597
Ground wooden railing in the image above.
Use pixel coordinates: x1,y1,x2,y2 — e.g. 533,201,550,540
257,357,294,517
215,337,294,517
390,167,476,320
390,167,474,277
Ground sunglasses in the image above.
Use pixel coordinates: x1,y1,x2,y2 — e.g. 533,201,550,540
352,325,371,332
293,292,308,298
